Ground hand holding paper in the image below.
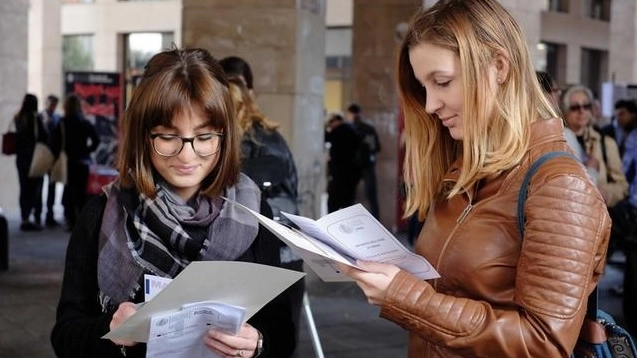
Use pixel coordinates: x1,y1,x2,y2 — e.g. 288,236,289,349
103,261,304,343
225,199,440,282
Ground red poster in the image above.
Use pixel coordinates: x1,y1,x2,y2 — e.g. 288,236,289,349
65,71,122,167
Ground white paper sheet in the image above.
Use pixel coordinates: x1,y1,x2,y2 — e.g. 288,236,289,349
102,261,305,343
225,199,440,282
146,301,246,358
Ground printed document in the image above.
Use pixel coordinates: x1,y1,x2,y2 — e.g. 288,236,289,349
226,200,440,282
146,301,246,358
103,261,304,344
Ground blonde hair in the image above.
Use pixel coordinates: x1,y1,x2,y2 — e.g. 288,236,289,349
397,0,559,218
227,77,279,140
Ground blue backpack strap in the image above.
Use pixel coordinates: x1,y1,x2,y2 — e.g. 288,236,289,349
517,151,576,238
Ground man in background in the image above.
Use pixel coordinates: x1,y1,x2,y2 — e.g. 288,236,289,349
39,94,61,227
346,103,381,219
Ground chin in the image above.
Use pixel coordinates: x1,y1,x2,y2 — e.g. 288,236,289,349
448,128,464,141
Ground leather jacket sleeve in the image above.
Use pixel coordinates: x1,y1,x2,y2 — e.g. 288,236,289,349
380,164,610,357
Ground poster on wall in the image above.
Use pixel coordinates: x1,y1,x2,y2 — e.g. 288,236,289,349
64,71,122,167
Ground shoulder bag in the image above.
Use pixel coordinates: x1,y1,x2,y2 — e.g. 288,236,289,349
2,121,17,155
519,151,637,358
28,119,55,178
50,121,67,184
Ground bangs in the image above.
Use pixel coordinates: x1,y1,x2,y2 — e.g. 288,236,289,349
142,71,232,132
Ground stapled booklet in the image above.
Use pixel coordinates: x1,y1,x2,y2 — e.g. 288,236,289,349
226,199,440,282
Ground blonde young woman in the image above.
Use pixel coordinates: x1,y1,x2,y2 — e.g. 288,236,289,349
339,0,610,357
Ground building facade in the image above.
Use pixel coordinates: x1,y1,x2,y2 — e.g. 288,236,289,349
0,0,636,228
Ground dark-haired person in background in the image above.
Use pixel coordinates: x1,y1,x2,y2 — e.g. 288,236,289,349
13,93,46,231
346,103,381,219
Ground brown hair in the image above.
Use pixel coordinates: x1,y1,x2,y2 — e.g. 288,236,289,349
117,47,241,198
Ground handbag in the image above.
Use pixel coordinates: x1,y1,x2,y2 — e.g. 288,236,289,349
50,121,67,184
28,120,55,178
2,122,17,155
519,151,637,358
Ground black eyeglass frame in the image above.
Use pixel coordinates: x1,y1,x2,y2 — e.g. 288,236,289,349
149,132,224,157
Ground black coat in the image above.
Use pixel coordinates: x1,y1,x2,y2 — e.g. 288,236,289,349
50,195,296,358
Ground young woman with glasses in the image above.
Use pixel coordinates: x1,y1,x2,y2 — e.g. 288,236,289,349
51,47,295,358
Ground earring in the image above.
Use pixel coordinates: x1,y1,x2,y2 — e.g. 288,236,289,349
497,78,502,83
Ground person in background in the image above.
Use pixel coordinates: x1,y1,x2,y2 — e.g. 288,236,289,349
324,112,362,213
40,94,62,227
614,98,637,335
561,85,628,208
346,103,381,219
601,99,637,158
535,72,588,173
14,93,46,231
339,0,610,356
58,93,100,232
219,56,255,97
227,77,306,358
51,47,296,357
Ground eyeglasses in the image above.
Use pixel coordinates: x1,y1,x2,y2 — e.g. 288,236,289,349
568,103,592,112
150,132,223,157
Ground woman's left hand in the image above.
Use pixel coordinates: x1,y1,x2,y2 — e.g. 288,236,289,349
337,261,401,305
203,323,259,358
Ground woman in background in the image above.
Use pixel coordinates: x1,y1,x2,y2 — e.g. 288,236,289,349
59,93,100,231
14,93,46,231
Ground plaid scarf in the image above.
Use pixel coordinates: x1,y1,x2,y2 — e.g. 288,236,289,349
97,173,260,311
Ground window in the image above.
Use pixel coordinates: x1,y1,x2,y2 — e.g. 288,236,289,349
123,32,174,107
547,0,568,12
544,42,567,88
63,35,93,71
581,48,608,96
588,0,611,21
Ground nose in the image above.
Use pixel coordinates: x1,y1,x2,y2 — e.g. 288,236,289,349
425,93,442,115
176,139,198,160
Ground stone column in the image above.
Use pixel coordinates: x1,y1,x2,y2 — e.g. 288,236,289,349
0,0,29,213
182,0,326,218
609,0,637,83
351,0,421,229
28,0,62,100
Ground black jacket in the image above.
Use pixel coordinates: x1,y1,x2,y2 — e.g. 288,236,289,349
50,195,296,358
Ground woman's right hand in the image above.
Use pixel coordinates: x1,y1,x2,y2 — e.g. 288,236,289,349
108,301,138,347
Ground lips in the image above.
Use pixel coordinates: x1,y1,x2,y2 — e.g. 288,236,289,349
172,165,198,174
439,115,454,127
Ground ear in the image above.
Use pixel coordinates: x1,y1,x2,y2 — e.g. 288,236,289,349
493,50,510,84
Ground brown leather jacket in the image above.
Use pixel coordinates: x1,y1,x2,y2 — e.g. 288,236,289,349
381,118,610,357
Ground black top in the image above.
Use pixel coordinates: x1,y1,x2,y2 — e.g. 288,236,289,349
50,195,296,358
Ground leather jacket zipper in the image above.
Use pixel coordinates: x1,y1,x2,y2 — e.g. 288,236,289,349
456,202,473,224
